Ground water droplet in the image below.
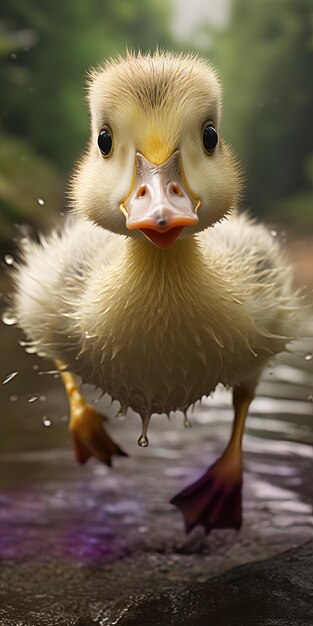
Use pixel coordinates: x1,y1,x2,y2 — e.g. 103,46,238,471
184,414,191,428
138,414,150,447
85,330,96,339
33,364,39,371
61,415,69,422
138,433,149,447
37,198,45,206
9,395,18,402
25,345,38,354
4,254,15,265
270,230,277,237
59,211,65,217
38,369,59,376
2,311,17,326
304,352,312,361
27,396,38,403
10,52,17,60
42,417,51,427
2,371,18,384
39,395,46,402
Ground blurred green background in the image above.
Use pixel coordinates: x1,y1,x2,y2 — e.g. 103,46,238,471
0,0,312,248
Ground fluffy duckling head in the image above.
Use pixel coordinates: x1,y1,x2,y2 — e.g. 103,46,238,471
72,51,241,248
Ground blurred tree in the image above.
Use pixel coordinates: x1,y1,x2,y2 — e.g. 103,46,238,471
0,0,173,171
215,0,313,228
0,0,174,246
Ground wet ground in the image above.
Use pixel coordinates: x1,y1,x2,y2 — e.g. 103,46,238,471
0,280,312,624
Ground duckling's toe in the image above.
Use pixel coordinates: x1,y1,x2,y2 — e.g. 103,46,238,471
69,404,128,467
170,455,242,534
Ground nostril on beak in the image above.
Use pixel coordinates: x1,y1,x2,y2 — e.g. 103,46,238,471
157,217,167,226
136,185,147,198
171,183,182,196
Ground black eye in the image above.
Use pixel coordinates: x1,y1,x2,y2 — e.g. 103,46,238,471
203,124,218,154
98,127,113,157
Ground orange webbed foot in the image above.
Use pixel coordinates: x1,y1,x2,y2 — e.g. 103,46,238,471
170,453,243,534
69,402,128,467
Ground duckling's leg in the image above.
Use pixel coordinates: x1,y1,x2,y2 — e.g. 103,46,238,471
171,384,255,534
56,361,128,467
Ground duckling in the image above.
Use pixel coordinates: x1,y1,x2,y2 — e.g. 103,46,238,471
13,51,297,533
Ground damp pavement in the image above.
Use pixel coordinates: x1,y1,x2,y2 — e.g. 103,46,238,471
0,306,312,625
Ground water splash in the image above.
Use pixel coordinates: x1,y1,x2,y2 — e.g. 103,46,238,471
2,311,17,326
2,371,18,385
138,414,150,447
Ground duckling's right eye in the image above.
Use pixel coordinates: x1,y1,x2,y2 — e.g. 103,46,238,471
98,128,113,157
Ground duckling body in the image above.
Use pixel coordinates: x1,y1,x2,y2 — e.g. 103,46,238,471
16,212,293,419
13,51,297,532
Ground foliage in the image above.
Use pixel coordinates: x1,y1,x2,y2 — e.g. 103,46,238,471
0,0,174,247
0,0,172,170
214,0,313,227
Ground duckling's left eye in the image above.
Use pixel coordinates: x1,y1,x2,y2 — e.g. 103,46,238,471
203,124,218,154
98,127,113,157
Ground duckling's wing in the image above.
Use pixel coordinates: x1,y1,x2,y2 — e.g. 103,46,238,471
198,212,298,347
13,217,125,361
199,212,292,292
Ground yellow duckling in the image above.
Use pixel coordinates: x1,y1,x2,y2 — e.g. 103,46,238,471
13,51,297,533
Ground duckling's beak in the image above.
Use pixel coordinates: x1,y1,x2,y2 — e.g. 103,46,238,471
120,151,200,248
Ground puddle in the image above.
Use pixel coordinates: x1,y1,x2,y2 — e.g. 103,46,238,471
0,295,312,624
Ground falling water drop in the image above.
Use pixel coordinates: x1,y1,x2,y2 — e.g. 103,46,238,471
4,254,15,266
27,396,38,403
270,230,277,237
9,395,18,402
2,371,18,385
37,198,45,206
33,364,39,371
2,311,17,326
39,395,46,402
183,410,191,428
42,417,51,427
138,414,150,447
138,433,149,447
304,352,312,361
